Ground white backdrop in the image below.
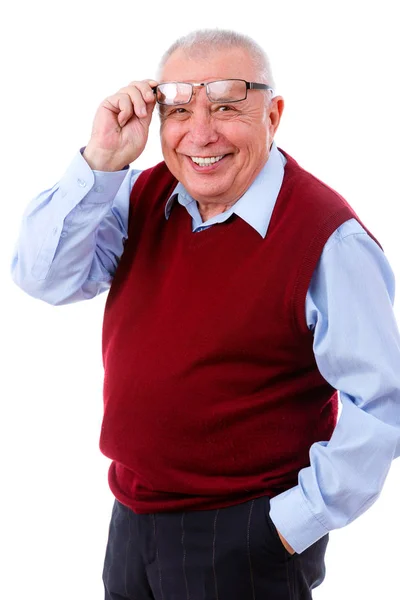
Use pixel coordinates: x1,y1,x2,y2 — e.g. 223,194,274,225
2,0,399,598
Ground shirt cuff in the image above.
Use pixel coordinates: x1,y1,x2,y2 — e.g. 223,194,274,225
269,484,330,554
58,149,129,208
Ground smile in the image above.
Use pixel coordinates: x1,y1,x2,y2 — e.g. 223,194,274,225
190,155,225,166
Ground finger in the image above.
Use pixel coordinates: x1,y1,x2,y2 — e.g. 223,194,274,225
124,80,159,111
111,86,148,120
129,79,159,92
116,94,134,127
103,93,134,126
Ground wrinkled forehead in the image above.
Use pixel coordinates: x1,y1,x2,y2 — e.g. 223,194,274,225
159,47,259,84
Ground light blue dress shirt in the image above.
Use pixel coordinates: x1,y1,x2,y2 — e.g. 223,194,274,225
11,144,400,553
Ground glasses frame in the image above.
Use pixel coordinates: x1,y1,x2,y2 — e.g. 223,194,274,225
151,79,274,105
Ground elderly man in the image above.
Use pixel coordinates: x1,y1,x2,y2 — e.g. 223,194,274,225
11,29,400,600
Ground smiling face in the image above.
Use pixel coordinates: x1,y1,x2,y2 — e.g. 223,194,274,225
159,47,284,215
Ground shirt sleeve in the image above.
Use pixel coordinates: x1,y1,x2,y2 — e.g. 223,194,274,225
10,151,141,305
269,218,400,554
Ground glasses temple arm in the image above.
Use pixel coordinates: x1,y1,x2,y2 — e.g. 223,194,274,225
247,82,274,92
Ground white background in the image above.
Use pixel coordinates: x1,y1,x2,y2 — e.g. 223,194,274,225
2,0,399,598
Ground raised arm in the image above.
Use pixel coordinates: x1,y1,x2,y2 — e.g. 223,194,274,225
11,80,158,305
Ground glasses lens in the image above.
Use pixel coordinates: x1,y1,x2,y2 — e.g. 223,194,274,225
156,82,192,105
207,79,247,102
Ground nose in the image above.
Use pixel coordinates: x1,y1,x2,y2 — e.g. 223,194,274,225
187,107,219,147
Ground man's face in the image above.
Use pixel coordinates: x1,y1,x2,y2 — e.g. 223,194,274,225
159,47,284,208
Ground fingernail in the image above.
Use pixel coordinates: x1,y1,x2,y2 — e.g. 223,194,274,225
140,108,147,117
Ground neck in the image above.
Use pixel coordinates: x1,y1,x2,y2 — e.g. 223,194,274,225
197,201,236,222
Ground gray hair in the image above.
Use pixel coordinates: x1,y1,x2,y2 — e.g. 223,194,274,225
157,29,276,91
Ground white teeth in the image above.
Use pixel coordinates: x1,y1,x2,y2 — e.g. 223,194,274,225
190,155,224,166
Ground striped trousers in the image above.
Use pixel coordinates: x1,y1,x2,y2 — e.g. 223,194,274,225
103,496,329,600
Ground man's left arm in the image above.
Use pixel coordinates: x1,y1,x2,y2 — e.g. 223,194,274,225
270,218,400,554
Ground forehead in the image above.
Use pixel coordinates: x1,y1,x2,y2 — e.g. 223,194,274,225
160,47,258,83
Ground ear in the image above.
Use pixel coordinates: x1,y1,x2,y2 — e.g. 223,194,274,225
268,96,284,134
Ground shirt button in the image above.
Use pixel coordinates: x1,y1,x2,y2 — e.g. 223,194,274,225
94,185,104,193
77,178,87,187
60,232,68,238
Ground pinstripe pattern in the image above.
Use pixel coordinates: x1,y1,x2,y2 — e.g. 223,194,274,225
212,509,220,600
124,506,131,598
181,513,190,600
152,514,164,600
103,497,328,599
246,500,256,600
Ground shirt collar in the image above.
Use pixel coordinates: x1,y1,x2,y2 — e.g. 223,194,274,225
164,142,286,238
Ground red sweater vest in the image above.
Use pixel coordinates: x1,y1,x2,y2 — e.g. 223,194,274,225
100,150,379,513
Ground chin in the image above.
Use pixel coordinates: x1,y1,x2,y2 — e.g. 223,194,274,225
184,173,231,195
186,184,227,202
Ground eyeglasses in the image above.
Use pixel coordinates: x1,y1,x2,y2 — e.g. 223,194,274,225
152,79,273,106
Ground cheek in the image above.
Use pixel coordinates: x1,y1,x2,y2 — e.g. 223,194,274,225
161,123,185,153
220,121,261,148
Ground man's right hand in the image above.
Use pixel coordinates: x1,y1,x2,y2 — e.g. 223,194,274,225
83,79,159,171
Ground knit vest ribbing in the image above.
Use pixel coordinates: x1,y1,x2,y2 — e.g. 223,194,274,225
100,150,380,513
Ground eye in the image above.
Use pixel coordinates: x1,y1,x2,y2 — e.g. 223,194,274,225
172,107,188,115
161,106,189,120
217,105,232,112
